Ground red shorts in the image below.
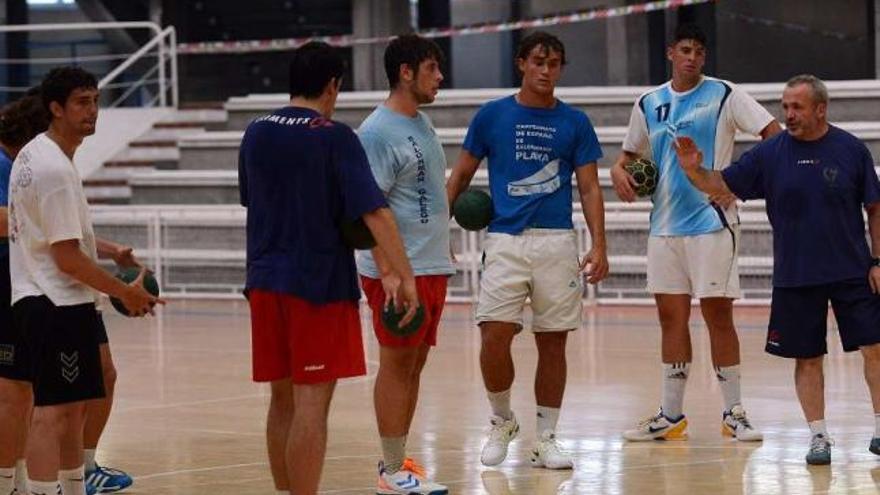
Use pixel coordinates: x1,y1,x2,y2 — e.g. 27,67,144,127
360,275,448,347
248,289,366,384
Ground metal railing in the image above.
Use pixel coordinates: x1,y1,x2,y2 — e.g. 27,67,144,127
0,21,177,108
88,205,774,305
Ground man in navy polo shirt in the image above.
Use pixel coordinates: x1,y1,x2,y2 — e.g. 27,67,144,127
674,74,880,466
238,42,419,495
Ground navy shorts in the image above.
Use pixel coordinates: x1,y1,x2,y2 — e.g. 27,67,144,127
766,278,880,358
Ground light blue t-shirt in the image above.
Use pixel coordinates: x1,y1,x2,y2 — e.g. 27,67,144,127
357,105,454,278
462,95,602,235
0,149,11,257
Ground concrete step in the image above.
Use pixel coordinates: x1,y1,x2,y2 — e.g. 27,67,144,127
224,80,880,130
176,122,880,173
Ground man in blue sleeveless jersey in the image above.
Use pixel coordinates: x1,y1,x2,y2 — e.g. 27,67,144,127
675,74,880,465
357,34,452,495
447,31,608,469
611,24,781,442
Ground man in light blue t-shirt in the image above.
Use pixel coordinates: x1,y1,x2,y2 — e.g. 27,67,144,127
447,31,608,470
357,34,453,495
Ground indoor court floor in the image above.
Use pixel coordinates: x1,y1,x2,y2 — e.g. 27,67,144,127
96,300,880,494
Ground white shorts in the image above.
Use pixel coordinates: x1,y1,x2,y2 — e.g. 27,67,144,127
646,225,741,299
475,230,583,332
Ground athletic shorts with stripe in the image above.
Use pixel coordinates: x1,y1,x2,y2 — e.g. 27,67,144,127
646,224,741,299
248,289,366,384
361,275,448,347
476,229,583,332
11,296,106,406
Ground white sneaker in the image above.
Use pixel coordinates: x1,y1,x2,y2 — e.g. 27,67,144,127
530,430,574,469
721,404,763,442
481,414,520,466
376,460,448,495
622,408,688,441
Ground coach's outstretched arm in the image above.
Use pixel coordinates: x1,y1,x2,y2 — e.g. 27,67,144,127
362,206,420,325
674,136,736,198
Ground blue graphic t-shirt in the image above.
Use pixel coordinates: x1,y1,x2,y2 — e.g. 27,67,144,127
0,148,11,258
722,126,880,287
357,105,454,279
462,95,602,235
238,106,387,304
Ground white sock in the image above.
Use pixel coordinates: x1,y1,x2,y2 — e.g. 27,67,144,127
874,413,880,437
714,365,742,412
58,466,85,495
0,467,14,495
808,419,828,437
662,362,690,419
83,450,97,473
487,389,512,420
27,479,58,495
536,406,560,435
14,460,27,494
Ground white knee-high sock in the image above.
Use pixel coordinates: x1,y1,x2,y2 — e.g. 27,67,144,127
662,362,690,419
715,365,742,412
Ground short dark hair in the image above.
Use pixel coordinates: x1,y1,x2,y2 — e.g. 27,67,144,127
515,31,567,66
0,90,50,148
40,66,98,113
288,41,345,99
383,34,445,88
670,24,708,47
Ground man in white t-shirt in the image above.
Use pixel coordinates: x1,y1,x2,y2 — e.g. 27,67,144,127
610,24,781,442
8,67,161,495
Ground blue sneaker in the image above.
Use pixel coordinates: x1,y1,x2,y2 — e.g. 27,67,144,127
870,437,880,455
805,434,833,465
85,465,133,493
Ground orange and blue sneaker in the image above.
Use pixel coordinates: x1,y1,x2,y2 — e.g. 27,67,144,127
622,408,688,441
376,459,447,495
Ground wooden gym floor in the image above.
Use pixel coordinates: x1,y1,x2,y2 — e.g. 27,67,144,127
94,300,880,494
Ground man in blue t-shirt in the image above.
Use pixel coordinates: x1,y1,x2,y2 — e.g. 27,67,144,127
357,35,452,495
675,74,880,466
447,32,608,469
238,42,419,495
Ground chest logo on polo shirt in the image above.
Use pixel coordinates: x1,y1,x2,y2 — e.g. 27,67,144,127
823,166,839,186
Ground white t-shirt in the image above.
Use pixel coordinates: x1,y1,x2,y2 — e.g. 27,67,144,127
8,133,99,306
621,76,775,235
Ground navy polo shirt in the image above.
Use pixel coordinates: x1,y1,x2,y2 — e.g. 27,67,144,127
238,106,387,304
722,126,880,287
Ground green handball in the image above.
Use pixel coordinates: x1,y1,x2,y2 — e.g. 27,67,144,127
624,157,658,197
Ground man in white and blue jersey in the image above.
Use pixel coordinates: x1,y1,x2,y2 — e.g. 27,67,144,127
611,24,782,442
447,32,608,469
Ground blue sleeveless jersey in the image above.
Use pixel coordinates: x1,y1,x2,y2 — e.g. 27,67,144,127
640,80,733,236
